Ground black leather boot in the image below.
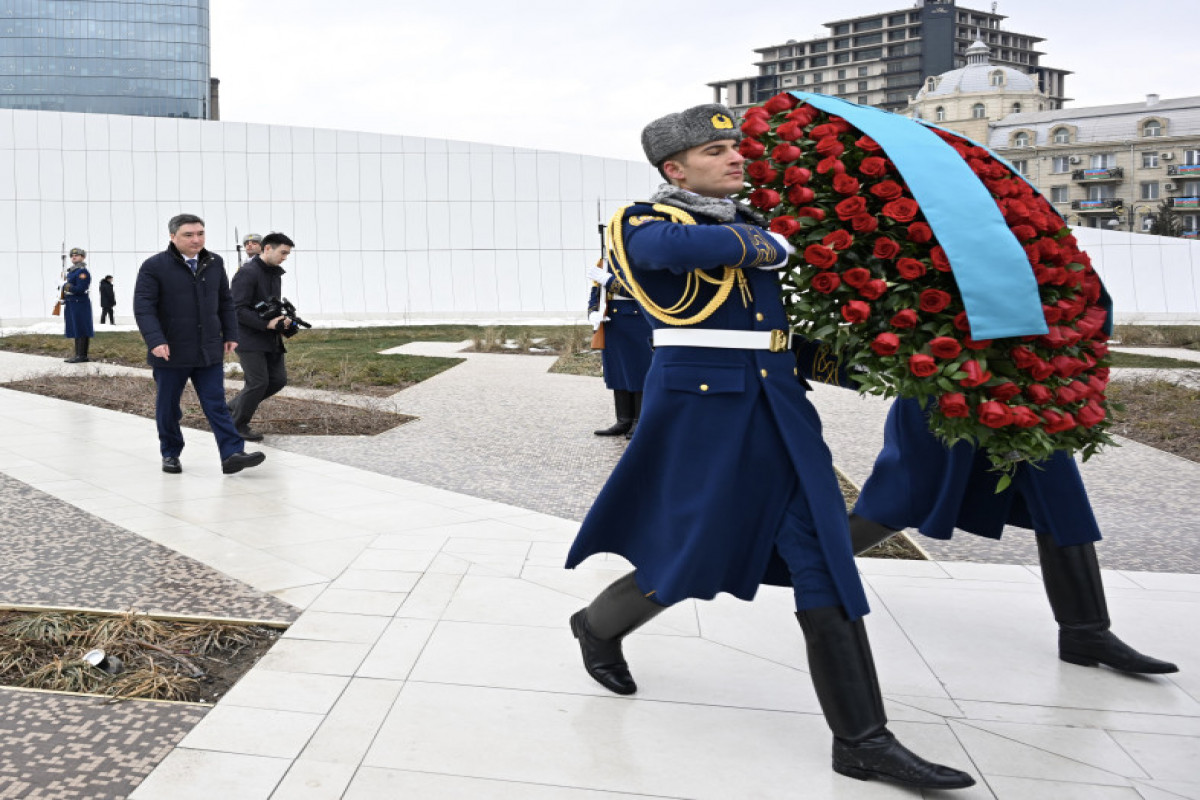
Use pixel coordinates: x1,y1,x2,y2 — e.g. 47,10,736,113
570,571,665,695
64,337,89,363
624,391,643,440
594,390,634,436
796,607,976,790
848,513,897,555
1036,534,1178,673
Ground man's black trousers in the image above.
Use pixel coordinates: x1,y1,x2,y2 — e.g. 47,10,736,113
230,350,287,429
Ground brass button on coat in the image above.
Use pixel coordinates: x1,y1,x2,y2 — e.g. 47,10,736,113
760,369,768,378
756,313,764,321
700,384,709,392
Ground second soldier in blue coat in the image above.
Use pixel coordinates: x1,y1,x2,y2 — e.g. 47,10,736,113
586,260,652,438
564,104,975,791
62,247,95,363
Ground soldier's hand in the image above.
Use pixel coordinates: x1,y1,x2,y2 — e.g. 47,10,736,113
151,344,170,361
761,231,797,270
585,264,612,286
588,311,609,327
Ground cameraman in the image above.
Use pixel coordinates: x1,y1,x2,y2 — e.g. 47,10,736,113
228,232,295,441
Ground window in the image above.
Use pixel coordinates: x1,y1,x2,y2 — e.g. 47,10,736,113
834,23,850,34
1143,119,1162,137
1052,156,1071,173
858,95,869,105
888,14,906,25
1051,187,1069,203
858,81,869,91
1142,182,1160,200
935,106,946,122
1052,128,1070,144
1088,185,1115,201
854,33,883,46
1185,149,1200,166
835,38,850,49
1013,132,1030,147
838,83,847,93
972,103,986,119
858,67,868,77
854,48,883,61
1091,153,1115,169
1012,102,1021,114
811,41,828,53
990,70,1004,86
1011,159,1028,175
1142,215,1156,232
837,69,847,79
834,52,851,64
1143,152,1159,168
811,55,828,67
812,72,823,83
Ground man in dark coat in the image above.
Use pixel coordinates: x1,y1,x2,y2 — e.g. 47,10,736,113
133,213,265,476
228,232,296,441
62,247,94,363
98,275,116,325
563,104,974,791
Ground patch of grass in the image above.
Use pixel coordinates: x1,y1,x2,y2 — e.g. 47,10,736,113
1108,351,1200,368
1108,378,1200,463
550,350,604,377
1112,325,1200,350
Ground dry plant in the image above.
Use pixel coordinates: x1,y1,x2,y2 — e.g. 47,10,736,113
3,611,91,646
20,656,109,694
106,661,199,702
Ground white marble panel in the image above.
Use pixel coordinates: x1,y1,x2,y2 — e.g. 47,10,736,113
516,252,545,311
245,123,270,154
535,153,561,201
17,252,47,312
14,150,39,199
335,130,359,154
224,152,250,201
14,197,39,250
82,113,109,150
0,203,16,250
269,124,291,154
64,151,90,201
222,201,250,249
38,152,64,201
199,119,223,151
492,151,516,199
313,153,337,201
357,132,381,153
382,251,408,313
87,204,113,252
107,114,133,151
360,251,388,314
0,252,19,317
268,201,296,238
39,203,64,248
337,201,362,250
110,212,136,253
108,150,135,202
61,202,87,245
513,153,538,201
443,154,469,200
317,251,344,314
133,201,162,253
579,157,605,200
130,117,155,152
11,110,39,149
492,202,517,249
243,153,269,202
222,121,248,154
200,152,225,202
359,202,384,251
450,250,477,313
380,133,404,153
404,250,433,313
380,201,404,249
338,251,367,315
471,250,500,313
313,201,340,250
291,125,314,153
425,153,449,202
0,151,14,200
61,116,87,150
359,153,382,203
178,119,201,152
292,153,316,202
428,251,455,312
131,152,157,201
559,154,583,199
267,153,292,199
336,153,360,201
403,202,428,251
467,153,494,201
248,202,273,235
539,249,568,312
514,203,539,249
155,152,181,202
424,137,448,154
314,128,337,154
1159,245,1200,313
469,202,495,249
36,111,62,150
152,117,178,153
537,202,562,249
426,202,451,246
380,155,405,201
446,138,470,154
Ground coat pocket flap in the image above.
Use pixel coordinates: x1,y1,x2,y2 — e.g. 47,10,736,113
662,363,744,395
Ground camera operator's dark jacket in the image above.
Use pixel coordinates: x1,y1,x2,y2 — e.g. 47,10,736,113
133,243,237,368
231,255,286,353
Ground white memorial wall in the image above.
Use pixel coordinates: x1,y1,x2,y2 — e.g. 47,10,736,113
0,107,659,325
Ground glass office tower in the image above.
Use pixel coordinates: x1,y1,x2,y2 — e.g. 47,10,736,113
0,0,211,118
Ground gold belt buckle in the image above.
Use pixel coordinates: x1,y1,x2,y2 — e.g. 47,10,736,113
769,329,788,353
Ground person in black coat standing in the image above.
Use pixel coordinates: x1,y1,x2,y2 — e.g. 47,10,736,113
133,213,265,476
228,232,295,441
99,275,116,325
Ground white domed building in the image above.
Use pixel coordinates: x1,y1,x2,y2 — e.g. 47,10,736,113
907,39,1049,142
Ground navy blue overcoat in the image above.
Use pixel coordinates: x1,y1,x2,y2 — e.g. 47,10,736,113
854,397,1102,546
566,203,868,618
588,283,652,392
62,265,94,339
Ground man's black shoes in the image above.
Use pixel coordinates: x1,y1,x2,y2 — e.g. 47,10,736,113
237,426,265,442
221,451,266,474
162,457,182,474
570,609,638,695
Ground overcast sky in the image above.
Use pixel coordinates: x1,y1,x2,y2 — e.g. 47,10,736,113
211,0,1200,163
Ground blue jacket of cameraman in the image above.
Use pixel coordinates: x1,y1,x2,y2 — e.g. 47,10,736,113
231,255,286,353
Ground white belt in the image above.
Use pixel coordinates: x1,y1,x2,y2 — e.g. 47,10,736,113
652,328,790,352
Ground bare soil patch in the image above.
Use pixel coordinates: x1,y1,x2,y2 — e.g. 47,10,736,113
1107,378,1200,463
5,373,413,436
0,609,281,704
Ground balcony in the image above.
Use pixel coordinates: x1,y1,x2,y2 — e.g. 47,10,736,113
1167,164,1200,177
1071,198,1124,212
1168,196,1200,209
1071,167,1124,182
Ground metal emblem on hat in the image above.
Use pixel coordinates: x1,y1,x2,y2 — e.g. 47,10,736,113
710,113,733,130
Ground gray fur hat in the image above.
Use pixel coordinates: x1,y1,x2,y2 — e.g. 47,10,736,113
641,104,741,167
69,247,86,257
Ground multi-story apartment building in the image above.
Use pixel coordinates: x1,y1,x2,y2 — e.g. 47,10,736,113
0,0,214,119
707,0,1068,116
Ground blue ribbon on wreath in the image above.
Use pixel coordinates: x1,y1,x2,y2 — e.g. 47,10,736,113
789,91,1049,340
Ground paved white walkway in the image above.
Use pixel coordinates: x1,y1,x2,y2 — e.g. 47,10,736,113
0,352,1196,799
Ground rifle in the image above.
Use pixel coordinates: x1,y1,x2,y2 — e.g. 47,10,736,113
51,240,66,316
590,201,608,349
234,226,244,267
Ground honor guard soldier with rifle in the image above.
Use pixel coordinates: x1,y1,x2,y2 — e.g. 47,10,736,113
241,232,263,264
62,247,95,363
564,104,975,790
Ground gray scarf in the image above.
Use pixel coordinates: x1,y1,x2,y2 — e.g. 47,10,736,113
649,184,767,227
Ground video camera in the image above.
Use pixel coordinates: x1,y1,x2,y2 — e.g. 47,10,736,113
253,297,311,338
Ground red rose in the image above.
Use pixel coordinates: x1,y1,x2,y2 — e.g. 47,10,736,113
841,300,871,324
811,272,841,293
815,137,845,158
1011,224,1037,242
739,139,766,159
769,216,802,238
909,354,938,377
771,143,802,163
1025,384,1053,404
1010,346,1038,369
856,135,882,152
749,188,781,211
859,279,887,300
873,237,901,260
763,93,798,114
1077,400,1106,428
804,244,839,269
1010,406,1040,428
870,180,904,201
882,198,920,222
746,161,778,183
1054,385,1078,405
783,166,812,186
859,156,888,177
776,121,805,142
1042,410,1078,434
832,173,860,195
835,196,868,220
959,359,993,387
741,117,771,137
930,337,962,359
895,257,926,280
817,156,846,175
1042,304,1063,324
963,335,991,351
842,267,871,288
810,123,839,140
930,246,951,272
977,401,1013,429
1051,355,1082,378
871,333,900,356
822,230,854,251
906,222,933,243
940,392,970,418
851,214,879,233
890,309,919,329
787,185,816,205
1089,340,1110,358
919,289,952,313
797,207,826,222
1029,359,1055,381
952,311,971,332
743,106,770,120
787,105,818,125
988,382,1021,401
